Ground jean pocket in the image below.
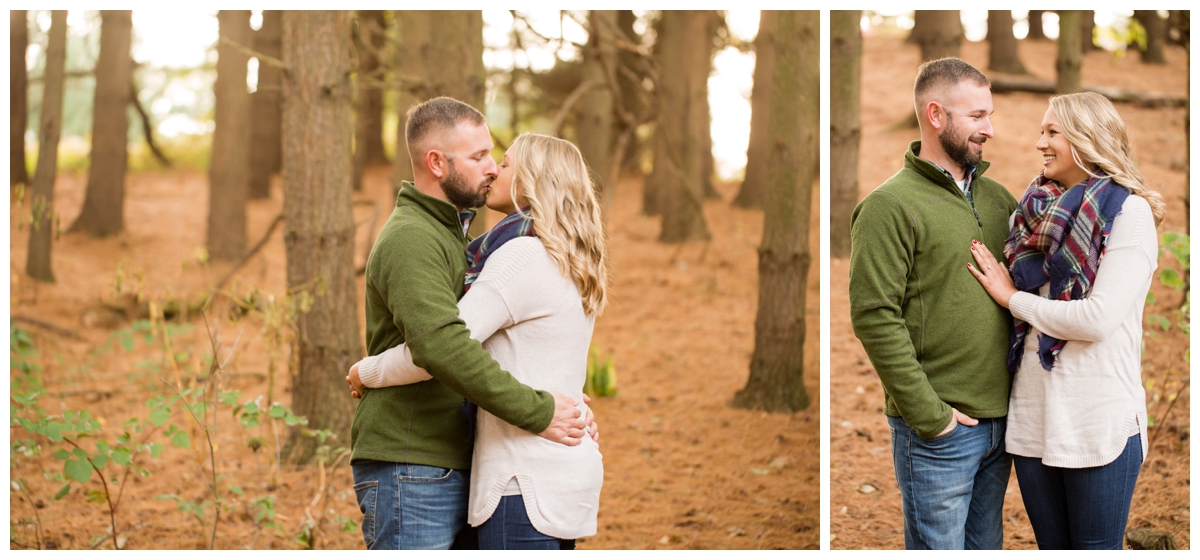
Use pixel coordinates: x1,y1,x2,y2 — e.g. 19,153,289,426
397,465,454,483
921,421,960,443
353,480,379,548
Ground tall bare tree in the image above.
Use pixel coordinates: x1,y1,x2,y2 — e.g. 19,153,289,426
577,10,618,199
207,10,253,261
1056,11,1082,94
26,11,68,283
248,10,283,199
1027,10,1046,40
654,10,712,242
911,11,962,61
70,10,133,237
830,10,861,260
11,10,29,187
1135,10,1167,64
987,10,1027,74
732,10,817,413
353,10,388,192
280,11,363,463
733,10,778,209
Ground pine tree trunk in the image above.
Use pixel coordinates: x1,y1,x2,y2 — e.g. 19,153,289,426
280,10,363,464
830,10,861,260
207,10,253,261
1080,11,1095,53
733,10,778,209
732,9,816,414
912,11,962,61
248,10,283,199
655,10,711,242
1027,10,1046,40
1136,11,1167,64
26,11,68,283
353,10,388,192
11,10,29,187
70,10,133,238
1056,11,1082,94
391,11,431,191
987,11,1026,74
643,14,670,216
578,10,617,201
698,12,720,200
616,10,645,172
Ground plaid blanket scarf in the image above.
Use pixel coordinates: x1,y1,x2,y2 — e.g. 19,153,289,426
1004,170,1129,372
465,208,535,291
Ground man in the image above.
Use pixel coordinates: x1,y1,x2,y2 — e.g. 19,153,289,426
349,97,589,550
849,58,1019,550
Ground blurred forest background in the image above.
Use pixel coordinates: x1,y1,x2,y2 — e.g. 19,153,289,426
9,10,818,550
829,10,1190,550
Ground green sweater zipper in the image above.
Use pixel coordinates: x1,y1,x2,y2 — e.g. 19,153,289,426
849,141,1019,439
350,182,554,469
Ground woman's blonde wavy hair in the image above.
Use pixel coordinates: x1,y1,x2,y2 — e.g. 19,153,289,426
1048,92,1166,225
505,133,609,316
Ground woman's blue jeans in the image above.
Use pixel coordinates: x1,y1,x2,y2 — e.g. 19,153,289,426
478,495,576,550
888,415,1012,549
1013,434,1142,550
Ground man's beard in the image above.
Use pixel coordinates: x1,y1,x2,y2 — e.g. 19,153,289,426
441,158,489,209
938,118,984,171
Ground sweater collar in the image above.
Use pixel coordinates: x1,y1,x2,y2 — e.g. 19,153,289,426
904,140,992,194
396,181,477,236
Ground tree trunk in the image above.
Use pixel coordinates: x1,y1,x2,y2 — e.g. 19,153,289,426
1136,10,1167,64
70,10,133,238
1167,10,1189,47
1080,10,1095,53
987,10,1026,74
577,10,617,202
1027,10,1046,40
391,11,431,191
733,10,778,209
280,11,363,464
353,10,388,192
248,10,283,199
830,10,861,260
654,10,711,242
1056,11,1082,94
11,10,29,187
699,12,721,200
732,9,816,414
616,10,646,172
207,10,253,261
643,14,670,216
912,11,962,61
26,11,68,283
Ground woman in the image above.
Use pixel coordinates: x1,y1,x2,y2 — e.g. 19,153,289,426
347,133,608,550
967,92,1164,549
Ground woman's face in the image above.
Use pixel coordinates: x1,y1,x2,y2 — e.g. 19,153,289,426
1036,108,1091,187
485,152,519,214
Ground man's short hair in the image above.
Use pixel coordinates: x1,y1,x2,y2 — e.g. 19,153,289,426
913,57,990,107
404,96,486,159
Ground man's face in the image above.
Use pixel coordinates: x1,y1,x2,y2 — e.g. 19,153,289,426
439,121,497,209
936,83,994,171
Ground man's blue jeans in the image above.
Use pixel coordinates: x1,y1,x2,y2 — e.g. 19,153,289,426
1012,434,1142,549
888,415,1011,549
351,461,474,550
477,495,576,550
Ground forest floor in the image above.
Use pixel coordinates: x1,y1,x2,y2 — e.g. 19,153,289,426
8,158,820,548
830,35,1192,549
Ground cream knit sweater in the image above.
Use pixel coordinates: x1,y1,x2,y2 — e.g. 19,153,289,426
355,237,602,539
1005,195,1157,468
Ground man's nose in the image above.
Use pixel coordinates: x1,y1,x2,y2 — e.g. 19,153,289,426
484,158,498,178
979,119,994,138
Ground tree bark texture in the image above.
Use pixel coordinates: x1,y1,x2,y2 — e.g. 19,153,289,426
616,10,646,171
1080,10,1095,53
207,10,253,261
1027,10,1046,40
734,10,778,209
11,10,29,187
1135,11,1167,64
249,9,283,199
830,10,861,260
391,11,431,190
353,10,388,192
732,10,816,414
987,11,1027,74
70,10,132,238
577,10,617,202
26,11,68,283
280,11,363,464
699,12,720,200
1056,11,1082,94
654,10,712,242
643,15,670,216
912,11,962,62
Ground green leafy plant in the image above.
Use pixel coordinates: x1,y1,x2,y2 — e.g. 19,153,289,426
584,345,618,397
